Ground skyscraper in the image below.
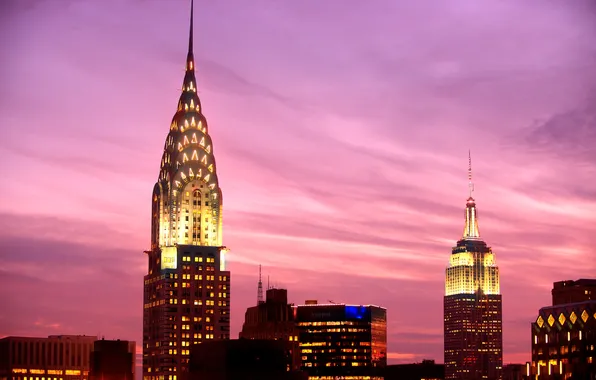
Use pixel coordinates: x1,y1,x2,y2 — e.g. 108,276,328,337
444,154,503,380
143,1,230,378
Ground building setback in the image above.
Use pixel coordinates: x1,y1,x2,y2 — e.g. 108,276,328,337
142,1,230,378
530,280,596,379
295,301,387,379
444,155,503,380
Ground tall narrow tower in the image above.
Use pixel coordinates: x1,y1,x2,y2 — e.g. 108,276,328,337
143,1,231,378
257,265,264,305
443,153,503,380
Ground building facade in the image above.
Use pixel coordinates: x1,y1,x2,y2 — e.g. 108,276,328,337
444,156,503,380
89,339,136,380
142,1,230,379
239,287,300,370
295,301,387,379
531,281,596,379
552,279,596,306
0,335,98,380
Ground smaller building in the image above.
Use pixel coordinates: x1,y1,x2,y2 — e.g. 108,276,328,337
0,335,97,380
89,339,136,380
502,363,530,380
552,279,596,306
383,359,444,380
239,287,300,370
531,280,596,379
295,301,387,380
188,339,307,380
0,335,136,380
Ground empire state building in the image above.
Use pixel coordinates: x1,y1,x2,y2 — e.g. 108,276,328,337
143,1,230,378
444,154,503,380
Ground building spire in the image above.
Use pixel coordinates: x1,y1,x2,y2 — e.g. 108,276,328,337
468,149,474,199
463,151,480,239
257,265,264,305
179,0,200,112
188,0,194,55
185,0,195,73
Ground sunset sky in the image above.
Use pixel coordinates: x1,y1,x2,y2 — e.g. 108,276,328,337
1,0,596,369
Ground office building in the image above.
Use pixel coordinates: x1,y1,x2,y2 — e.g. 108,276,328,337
383,359,444,380
0,335,96,380
530,279,596,379
552,279,596,305
444,154,503,380
188,339,307,380
89,339,136,380
142,1,231,378
295,301,387,379
239,281,300,370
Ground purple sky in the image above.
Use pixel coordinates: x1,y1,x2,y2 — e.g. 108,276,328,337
1,0,596,368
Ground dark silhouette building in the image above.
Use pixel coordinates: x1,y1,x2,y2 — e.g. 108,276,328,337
383,359,444,380
531,279,596,379
239,286,300,370
89,339,135,380
188,339,307,380
502,363,529,380
142,1,230,378
444,155,503,380
295,301,387,379
552,279,596,306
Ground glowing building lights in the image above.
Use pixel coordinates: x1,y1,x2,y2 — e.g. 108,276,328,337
295,303,387,378
3,336,103,379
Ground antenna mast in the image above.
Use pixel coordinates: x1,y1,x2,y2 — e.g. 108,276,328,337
257,265,264,305
468,150,474,198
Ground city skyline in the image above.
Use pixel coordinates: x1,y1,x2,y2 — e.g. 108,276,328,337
1,0,596,370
